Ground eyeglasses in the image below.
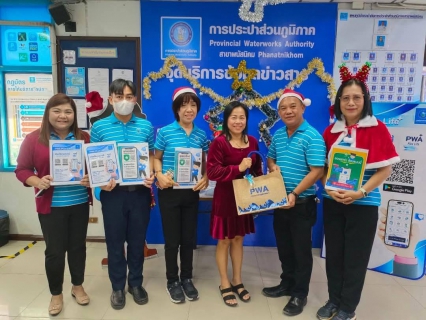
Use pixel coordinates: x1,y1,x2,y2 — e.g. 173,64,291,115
340,95,364,103
113,94,135,101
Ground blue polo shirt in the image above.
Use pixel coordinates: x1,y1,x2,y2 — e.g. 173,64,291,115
90,113,154,148
323,136,381,206
155,121,209,174
268,120,326,198
50,132,88,207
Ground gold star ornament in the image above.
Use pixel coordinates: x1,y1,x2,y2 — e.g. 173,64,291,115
228,60,257,91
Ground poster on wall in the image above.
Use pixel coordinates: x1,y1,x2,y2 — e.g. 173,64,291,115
65,67,86,97
4,73,54,166
321,103,426,279
0,26,52,67
334,10,426,103
141,2,337,156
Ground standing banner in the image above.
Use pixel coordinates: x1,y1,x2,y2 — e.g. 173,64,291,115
140,1,338,247
334,10,426,103
365,103,426,279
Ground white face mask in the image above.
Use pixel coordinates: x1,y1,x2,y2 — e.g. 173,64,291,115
113,100,134,115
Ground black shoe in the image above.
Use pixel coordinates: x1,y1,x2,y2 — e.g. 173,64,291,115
332,310,356,320
166,281,185,304
128,286,148,305
283,296,307,316
262,284,292,298
317,301,339,320
110,290,126,310
181,279,199,301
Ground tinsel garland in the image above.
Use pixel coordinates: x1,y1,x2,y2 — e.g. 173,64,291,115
142,55,336,147
239,0,287,23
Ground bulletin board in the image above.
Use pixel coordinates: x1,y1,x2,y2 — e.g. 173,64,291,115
56,36,142,129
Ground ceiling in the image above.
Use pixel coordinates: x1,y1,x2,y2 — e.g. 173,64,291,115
60,0,426,8
147,0,426,5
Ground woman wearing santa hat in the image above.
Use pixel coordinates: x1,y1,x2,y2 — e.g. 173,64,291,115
317,63,400,320
154,87,209,304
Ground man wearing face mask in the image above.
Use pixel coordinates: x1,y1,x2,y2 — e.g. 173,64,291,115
90,79,155,310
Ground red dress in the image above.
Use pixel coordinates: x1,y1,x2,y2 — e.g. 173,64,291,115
207,135,263,239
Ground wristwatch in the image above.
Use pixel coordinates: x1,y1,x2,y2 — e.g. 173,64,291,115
360,187,368,198
290,191,299,199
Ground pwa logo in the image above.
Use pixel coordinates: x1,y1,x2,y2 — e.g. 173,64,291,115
406,134,423,143
250,185,269,196
404,134,423,151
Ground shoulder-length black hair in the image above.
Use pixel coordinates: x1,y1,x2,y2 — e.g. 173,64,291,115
221,101,249,143
334,78,373,121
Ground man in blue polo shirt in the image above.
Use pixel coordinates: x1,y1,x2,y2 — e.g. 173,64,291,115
90,79,154,310
262,89,325,317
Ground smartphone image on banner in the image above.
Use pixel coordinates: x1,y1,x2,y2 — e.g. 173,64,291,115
106,159,115,173
177,151,192,183
71,158,78,172
384,199,414,248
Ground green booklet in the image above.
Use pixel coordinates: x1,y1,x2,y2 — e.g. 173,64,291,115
325,146,368,191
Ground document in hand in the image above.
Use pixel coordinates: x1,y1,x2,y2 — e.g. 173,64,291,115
117,142,150,186
83,142,122,187
49,140,85,186
173,147,202,189
325,145,368,191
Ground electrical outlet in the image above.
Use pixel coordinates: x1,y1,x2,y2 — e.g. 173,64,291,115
89,217,98,223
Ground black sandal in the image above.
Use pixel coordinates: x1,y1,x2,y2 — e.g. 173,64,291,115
219,286,238,307
231,283,251,302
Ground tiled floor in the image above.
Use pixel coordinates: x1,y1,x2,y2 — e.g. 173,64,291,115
1,241,426,319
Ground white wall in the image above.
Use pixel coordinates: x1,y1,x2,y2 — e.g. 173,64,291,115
55,0,141,37
1,0,418,236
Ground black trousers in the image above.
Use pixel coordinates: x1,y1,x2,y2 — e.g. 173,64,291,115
323,197,378,313
273,197,317,299
38,202,89,295
100,187,151,291
158,188,199,284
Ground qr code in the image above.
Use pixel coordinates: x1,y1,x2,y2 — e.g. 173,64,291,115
62,158,68,166
55,159,61,165
386,159,415,184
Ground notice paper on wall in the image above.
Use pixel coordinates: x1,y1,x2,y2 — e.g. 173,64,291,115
73,99,88,128
112,69,133,82
88,68,109,102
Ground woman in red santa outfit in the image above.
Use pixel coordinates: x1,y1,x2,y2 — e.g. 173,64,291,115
317,63,400,320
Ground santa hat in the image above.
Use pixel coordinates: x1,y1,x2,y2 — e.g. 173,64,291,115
277,89,311,108
172,87,196,101
85,91,106,118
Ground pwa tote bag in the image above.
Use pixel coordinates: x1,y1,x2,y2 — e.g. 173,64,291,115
232,151,288,215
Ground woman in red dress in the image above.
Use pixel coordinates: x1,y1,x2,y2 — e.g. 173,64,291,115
207,101,263,307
